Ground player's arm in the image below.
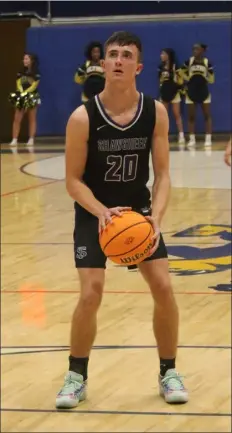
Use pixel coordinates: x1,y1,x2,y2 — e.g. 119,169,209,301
151,101,171,226
65,106,108,217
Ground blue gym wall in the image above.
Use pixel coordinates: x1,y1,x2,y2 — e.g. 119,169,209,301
26,20,231,136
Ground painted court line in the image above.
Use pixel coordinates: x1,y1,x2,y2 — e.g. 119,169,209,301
1,408,230,417
1,180,59,197
1,290,231,295
1,344,230,349
1,344,231,356
1,344,228,350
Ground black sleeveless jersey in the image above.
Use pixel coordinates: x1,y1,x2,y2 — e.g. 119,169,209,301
78,93,156,213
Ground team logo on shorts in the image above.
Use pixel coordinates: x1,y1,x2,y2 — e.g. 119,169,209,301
76,246,87,259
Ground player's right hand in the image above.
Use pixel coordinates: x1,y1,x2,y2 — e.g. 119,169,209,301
98,206,132,233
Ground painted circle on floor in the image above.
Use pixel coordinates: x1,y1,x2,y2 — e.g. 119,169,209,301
21,152,231,189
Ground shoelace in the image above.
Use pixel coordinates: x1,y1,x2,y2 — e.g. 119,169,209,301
161,373,184,390
61,377,83,394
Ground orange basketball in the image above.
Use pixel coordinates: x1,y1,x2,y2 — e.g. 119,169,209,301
99,211,154,265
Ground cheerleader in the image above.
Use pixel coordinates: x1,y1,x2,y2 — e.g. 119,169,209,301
181,43,215,147
74,41,105,102
9,53,41,146
158,48,185,144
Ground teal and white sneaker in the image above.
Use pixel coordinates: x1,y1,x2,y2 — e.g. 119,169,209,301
56,371,87,409
159,369,188,404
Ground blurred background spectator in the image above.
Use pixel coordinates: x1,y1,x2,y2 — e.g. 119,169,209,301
74,41,105,103
158,48,185,145
9,53,41,146
181,44,215,148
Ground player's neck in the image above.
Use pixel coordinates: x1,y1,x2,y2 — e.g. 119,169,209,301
100,84,140,113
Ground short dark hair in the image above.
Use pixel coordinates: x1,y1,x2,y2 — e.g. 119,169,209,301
104,31,142,61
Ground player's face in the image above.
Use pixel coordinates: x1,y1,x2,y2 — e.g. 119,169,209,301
23,55,31,67
160,51,168,62
91,47,101,62
103,44,143,87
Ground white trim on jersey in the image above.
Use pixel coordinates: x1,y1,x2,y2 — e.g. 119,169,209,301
95,93,144,131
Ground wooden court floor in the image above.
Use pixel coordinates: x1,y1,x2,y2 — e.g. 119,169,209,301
1,142,231,432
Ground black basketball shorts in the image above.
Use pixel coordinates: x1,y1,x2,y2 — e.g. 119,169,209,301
73,208,168,269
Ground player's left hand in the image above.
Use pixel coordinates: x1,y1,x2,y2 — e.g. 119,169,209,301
145,215,160,255
98,206,132,233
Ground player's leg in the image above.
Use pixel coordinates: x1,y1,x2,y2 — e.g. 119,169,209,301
201,97,212,147
56,213,106,409
171,94,185,144
10,108,24,145
186,96,196,147
138,235,188,403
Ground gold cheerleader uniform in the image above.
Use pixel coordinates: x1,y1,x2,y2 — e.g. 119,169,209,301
74,60,105,102
158,63,183,103
181,57,215,104
9,68,41,110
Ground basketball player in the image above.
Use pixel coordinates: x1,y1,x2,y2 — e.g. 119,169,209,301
224,138,231,166
56,31,188,408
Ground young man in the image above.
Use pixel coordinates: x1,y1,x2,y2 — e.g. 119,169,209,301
56,31,188,408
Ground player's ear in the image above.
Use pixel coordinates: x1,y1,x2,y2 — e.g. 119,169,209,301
100,59,105,70
136,63,143,75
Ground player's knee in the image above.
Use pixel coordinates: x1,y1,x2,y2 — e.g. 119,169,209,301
151,278,175,306
80,280,103,312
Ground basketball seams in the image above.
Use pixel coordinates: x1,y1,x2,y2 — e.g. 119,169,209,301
101,221,150,252
108,224,153,257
